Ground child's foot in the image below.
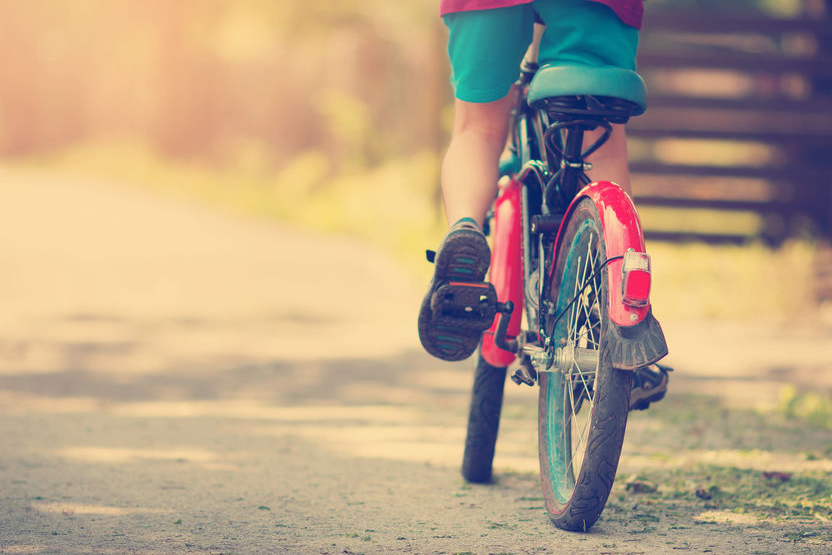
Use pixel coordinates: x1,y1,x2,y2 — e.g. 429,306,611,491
629,363,671,411
418,218,492,361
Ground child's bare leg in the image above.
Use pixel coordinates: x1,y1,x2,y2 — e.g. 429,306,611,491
584,123,632,195
441,94,514,228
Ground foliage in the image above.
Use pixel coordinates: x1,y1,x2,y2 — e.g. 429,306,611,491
779,385,832,430
647,239,816,321
3,0,827,317
0,0,448,167
39,141,445,271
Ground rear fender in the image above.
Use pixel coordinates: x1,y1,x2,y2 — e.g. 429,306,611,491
552,181,667,369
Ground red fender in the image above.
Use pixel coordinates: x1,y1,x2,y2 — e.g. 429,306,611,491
481,178,525,367
552,181,650,327
482,180,650,367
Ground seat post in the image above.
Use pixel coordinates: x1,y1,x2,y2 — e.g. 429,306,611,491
558,122,588,203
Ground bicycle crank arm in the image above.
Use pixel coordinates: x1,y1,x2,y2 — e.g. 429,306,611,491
493,300,518,353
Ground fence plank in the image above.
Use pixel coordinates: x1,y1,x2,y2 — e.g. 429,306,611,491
639,52,832,76
643,13,832,36
631,8,832,244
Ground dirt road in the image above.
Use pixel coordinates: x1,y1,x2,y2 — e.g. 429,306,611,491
2,165,832,554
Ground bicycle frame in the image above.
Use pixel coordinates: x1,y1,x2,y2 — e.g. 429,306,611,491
480,57,667,373
462,25,668,531
481,177,525,367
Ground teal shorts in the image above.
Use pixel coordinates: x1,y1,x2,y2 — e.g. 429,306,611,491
443,0,639,103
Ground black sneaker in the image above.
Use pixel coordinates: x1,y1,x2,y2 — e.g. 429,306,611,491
418,218,492,361
629,363,671,411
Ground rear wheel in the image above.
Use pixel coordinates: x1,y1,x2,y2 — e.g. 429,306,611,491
461,351,507,483
538,198,632,531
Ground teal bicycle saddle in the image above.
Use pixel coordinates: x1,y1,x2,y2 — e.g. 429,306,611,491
527,64,647,115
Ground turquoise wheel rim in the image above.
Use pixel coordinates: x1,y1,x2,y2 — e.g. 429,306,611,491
543,216,603,506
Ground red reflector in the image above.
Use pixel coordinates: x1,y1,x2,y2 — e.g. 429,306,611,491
622,250,651,308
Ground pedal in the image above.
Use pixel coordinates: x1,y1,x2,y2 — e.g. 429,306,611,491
511,367,536,386
430,281,499,331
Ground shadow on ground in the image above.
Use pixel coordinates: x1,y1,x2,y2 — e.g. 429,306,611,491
2,332,832,554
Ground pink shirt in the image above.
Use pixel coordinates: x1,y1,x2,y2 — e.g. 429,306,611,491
440,0,644,29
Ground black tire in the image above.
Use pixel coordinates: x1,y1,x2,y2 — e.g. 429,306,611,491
538,198,632,531
461,351,507,483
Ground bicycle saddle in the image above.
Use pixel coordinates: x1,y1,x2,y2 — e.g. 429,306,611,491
527,64,647,116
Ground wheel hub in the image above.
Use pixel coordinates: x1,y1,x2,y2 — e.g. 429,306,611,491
523,342,599,376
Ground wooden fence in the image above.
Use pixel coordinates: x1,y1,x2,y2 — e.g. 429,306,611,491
629,8,832,246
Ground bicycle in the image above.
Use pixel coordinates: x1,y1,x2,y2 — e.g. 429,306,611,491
454,29,669,532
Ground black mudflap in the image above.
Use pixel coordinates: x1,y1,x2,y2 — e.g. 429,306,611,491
607,308,668,370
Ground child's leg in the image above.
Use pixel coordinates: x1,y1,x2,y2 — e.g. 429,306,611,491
441,93,514,228
420,94,513,361
584,124,631,194
420,7,533,361
440,7,535,228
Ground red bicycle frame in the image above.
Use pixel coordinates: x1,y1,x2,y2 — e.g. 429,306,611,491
481,179,653,368
481,177,525,367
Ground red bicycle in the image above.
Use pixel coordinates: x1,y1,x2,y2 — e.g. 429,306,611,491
459,36,668,531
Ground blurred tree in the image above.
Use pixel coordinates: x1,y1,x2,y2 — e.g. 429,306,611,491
0,2,93,153
153,0,224,157
2,0,806,170
0,0,448,174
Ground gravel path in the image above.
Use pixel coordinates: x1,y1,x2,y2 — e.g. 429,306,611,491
2,166,831,554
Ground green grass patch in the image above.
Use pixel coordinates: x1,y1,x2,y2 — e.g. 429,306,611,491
618,390,832,529
779,385,832,430
647,239,817,321
611,464,832,526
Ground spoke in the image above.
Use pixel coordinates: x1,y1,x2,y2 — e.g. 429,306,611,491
587,306,601,348
570,263,590,346
567,408,590,472
572,359,594,397
567,397,591,472
562,232,603,475
568,254,583,340
571,241,590,348
569,360,594,455
572,316,596,345
576,238,593,324
564,385,581,471
563,242,589,472
573,405,592,465
582,293,595,347
564,291,583,471
564,374,575,454
581,235,600,349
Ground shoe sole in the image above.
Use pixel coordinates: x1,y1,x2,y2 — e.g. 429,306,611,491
418,228,491,361
629,368,669,411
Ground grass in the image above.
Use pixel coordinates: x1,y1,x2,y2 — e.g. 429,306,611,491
647,239,818,322
779,385,832,431
617,390,832,530
610,463,832,527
